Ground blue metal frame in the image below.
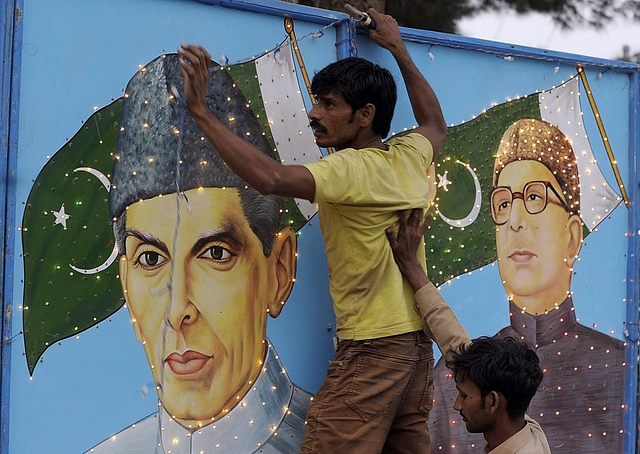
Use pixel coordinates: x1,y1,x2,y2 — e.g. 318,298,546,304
624,69,640,452
0,0,23,452
399,26,640,71
192,0,354,59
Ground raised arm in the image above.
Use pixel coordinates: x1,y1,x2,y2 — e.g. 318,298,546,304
178,44,315,201
386,209,469,359
363,10,447,158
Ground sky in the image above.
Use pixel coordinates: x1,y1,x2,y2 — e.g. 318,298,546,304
458,11,640,62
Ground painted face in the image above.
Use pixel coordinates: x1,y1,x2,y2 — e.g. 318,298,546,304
494,160,581,312
119,188,289,426
308,90,359,150
453,377,493,434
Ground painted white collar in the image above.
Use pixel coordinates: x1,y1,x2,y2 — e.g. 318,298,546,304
157,341,295,454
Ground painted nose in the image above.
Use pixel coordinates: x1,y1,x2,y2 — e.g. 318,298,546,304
165,273,198,330
508,198,529,231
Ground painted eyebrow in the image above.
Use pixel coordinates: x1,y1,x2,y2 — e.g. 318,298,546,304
124,228,170,256
191,224,245,257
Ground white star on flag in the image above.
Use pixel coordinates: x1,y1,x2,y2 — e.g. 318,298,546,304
52,204,71,228
437,171,452,191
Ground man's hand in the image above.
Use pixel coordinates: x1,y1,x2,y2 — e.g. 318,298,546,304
178,44,212,118
362,9,404,54
386,208,431,292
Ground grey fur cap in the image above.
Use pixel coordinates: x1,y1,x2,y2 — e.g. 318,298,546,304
109,53,275,219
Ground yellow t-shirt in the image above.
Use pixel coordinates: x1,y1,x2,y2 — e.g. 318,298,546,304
304,133,434,340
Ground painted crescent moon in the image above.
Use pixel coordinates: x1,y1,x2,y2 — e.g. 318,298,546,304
68,167,119,275
438,160,482,228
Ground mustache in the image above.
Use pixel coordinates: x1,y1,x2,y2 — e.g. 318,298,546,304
309,120,327,133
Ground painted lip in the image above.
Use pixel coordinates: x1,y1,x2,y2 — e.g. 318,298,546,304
508,249,536,263
165,350,212,376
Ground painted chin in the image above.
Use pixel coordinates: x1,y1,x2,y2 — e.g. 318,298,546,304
165,350,212,376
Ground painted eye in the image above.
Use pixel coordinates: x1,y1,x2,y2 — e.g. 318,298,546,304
498,200,511,212
200,245,233,261
138,251,166,268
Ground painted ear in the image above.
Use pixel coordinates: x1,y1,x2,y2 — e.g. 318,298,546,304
565,213,584,267
266,227,298,318
119,255,143,342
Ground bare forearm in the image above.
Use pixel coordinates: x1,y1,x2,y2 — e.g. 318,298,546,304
188,105,315,201
189,106,284,193
365,10,447,151
391,46,445,134
179,43,315,201
400,259,431,293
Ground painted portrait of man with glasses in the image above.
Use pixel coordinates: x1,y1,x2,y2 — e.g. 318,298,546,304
428,118,627,454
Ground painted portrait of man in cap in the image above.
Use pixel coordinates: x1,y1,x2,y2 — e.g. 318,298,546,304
428,118,626,454
86,53,312,454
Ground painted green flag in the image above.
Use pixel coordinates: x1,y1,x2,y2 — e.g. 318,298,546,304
21,101,124,374
426,94,539,285
427,76,621,287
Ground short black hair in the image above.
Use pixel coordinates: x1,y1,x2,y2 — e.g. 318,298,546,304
447,336,543,420
311,57,397,138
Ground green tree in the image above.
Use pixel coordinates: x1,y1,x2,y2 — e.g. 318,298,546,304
291,0,640,34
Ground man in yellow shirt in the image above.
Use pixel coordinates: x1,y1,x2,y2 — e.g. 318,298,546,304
179,8,447,453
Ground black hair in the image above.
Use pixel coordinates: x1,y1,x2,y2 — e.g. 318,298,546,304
446,336,543,420
311,57,397,138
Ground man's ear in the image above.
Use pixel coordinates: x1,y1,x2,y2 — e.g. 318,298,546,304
357,103,376,129
119,254,143,342
488,391,500,414
565,213,584,268
266,226,298,318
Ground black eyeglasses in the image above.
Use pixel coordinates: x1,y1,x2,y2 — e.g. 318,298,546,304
490,181,571,226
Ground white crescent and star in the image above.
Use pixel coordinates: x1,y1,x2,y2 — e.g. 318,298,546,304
437,160,483,228
59,167,119,275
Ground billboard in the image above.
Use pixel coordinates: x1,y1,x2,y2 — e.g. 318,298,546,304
1,0,638,452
